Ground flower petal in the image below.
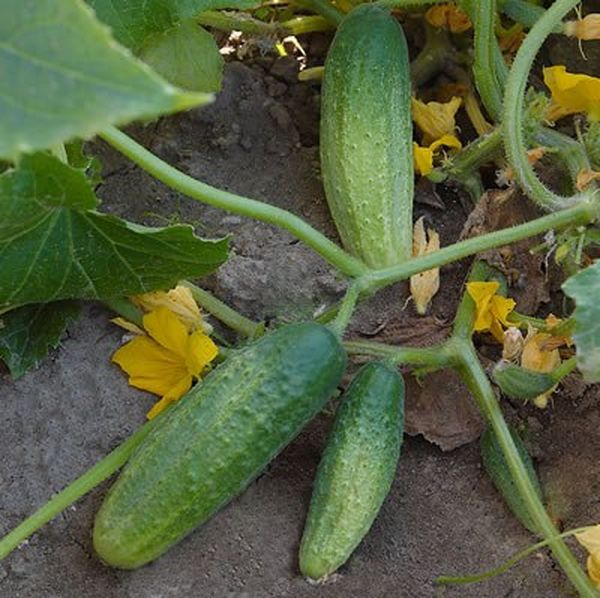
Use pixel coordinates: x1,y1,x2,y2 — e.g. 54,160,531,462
185,331,219,375
112,335,189,396
467,281,499,332
544,66,600,121
146,374,193,420
142,307,189,359
412,96,462,143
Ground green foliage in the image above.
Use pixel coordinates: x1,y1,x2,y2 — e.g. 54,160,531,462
563,261,600,382
141,20,224,92
0,0,210,161
87,0,258,52
492,361,556,400
0,153,228,308
0,302,80,378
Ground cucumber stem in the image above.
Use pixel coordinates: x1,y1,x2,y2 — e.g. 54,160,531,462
98,127,367,279
0,417,161,561
328,283,360,337
358,200,597,293
437,526,593,586
181,281,264,338
344,340,453,368
452,342,598,597
502,0,596,211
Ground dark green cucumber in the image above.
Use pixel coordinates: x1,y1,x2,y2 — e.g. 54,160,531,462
492,360,556,400
320,5,413,268
299,361,404,580
93,323,346,569
481,425,543,534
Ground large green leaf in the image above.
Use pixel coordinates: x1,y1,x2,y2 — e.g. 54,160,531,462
87,0,258,52
0,0,210,161
0,153,228,308
562,261,600,382
0,302,80,378
142,21,224,93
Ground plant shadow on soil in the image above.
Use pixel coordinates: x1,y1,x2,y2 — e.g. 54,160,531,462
1,52,600,597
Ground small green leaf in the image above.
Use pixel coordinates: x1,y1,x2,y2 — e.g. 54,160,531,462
0,0,211,161
0,153,229,308
563,261,600,382
142,21,224,92
0,302,80,378
88,0,258,53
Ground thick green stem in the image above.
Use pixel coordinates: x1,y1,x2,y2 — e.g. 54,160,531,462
328,283,360,337
103,297,144,327
358,200,597,292
293,0,344,25
453,342,597,597
344,340,453,367
0,417,161,561
502,0,594,211
99,127,367,278
181,281,264,338
376,0,444,7
473,0,504,121
283,15,333,35
411,25,454,88
499,0,548,29
197,11,281,34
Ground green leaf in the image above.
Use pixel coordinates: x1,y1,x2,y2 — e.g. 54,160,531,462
0,0,211,161
87,0,258,53
142,21,224,93
563,261,600,382
0,302,80,378
0,153,229,308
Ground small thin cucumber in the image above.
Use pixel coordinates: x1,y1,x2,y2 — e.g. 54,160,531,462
93,322,346,569
481,424,544,534
299,361,404,580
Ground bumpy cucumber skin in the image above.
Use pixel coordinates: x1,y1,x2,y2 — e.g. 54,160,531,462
320,5,413,268
93,323,346,569
299,361,404,580
481,425,543,534
492,361,555,400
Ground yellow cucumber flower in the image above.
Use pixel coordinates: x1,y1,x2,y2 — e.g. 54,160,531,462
466,281,516,343
413,134,462,176
132,284,210,333
564,14,600,41
543,66,600,121
112,307,218,419
425,4,471,33
576,525,600,587
412,96,462,145
520,325,561,408
576,168,600,191
410,217,440,315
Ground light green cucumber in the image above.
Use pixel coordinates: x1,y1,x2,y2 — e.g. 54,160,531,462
93,322,346,569
481,424,544,534
299,361,404,580
492,360,556,400
320,5,413,268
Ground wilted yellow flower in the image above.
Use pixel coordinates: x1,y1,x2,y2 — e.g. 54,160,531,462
466,281,516,342
576,525,600,587
412,96,462,145
413,134,462,176
410,217,440,315
564,14,600,41
132,285,210,333
502,327,524,362
425,3,471,33
521,325,561,408
576,168,600,191
112,307,218,419
543,66,600,121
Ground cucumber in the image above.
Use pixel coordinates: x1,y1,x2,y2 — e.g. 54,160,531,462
492,360,556,400
481,425,543,534
320,5,413,268
299,361,404,580
93,322,346,569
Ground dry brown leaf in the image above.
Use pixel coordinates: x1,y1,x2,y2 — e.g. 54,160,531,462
404,369,485,451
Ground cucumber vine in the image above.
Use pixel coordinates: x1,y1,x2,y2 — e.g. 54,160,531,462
1,0,600,595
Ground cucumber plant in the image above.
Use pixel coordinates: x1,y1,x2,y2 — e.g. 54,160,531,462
0,0,600,595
